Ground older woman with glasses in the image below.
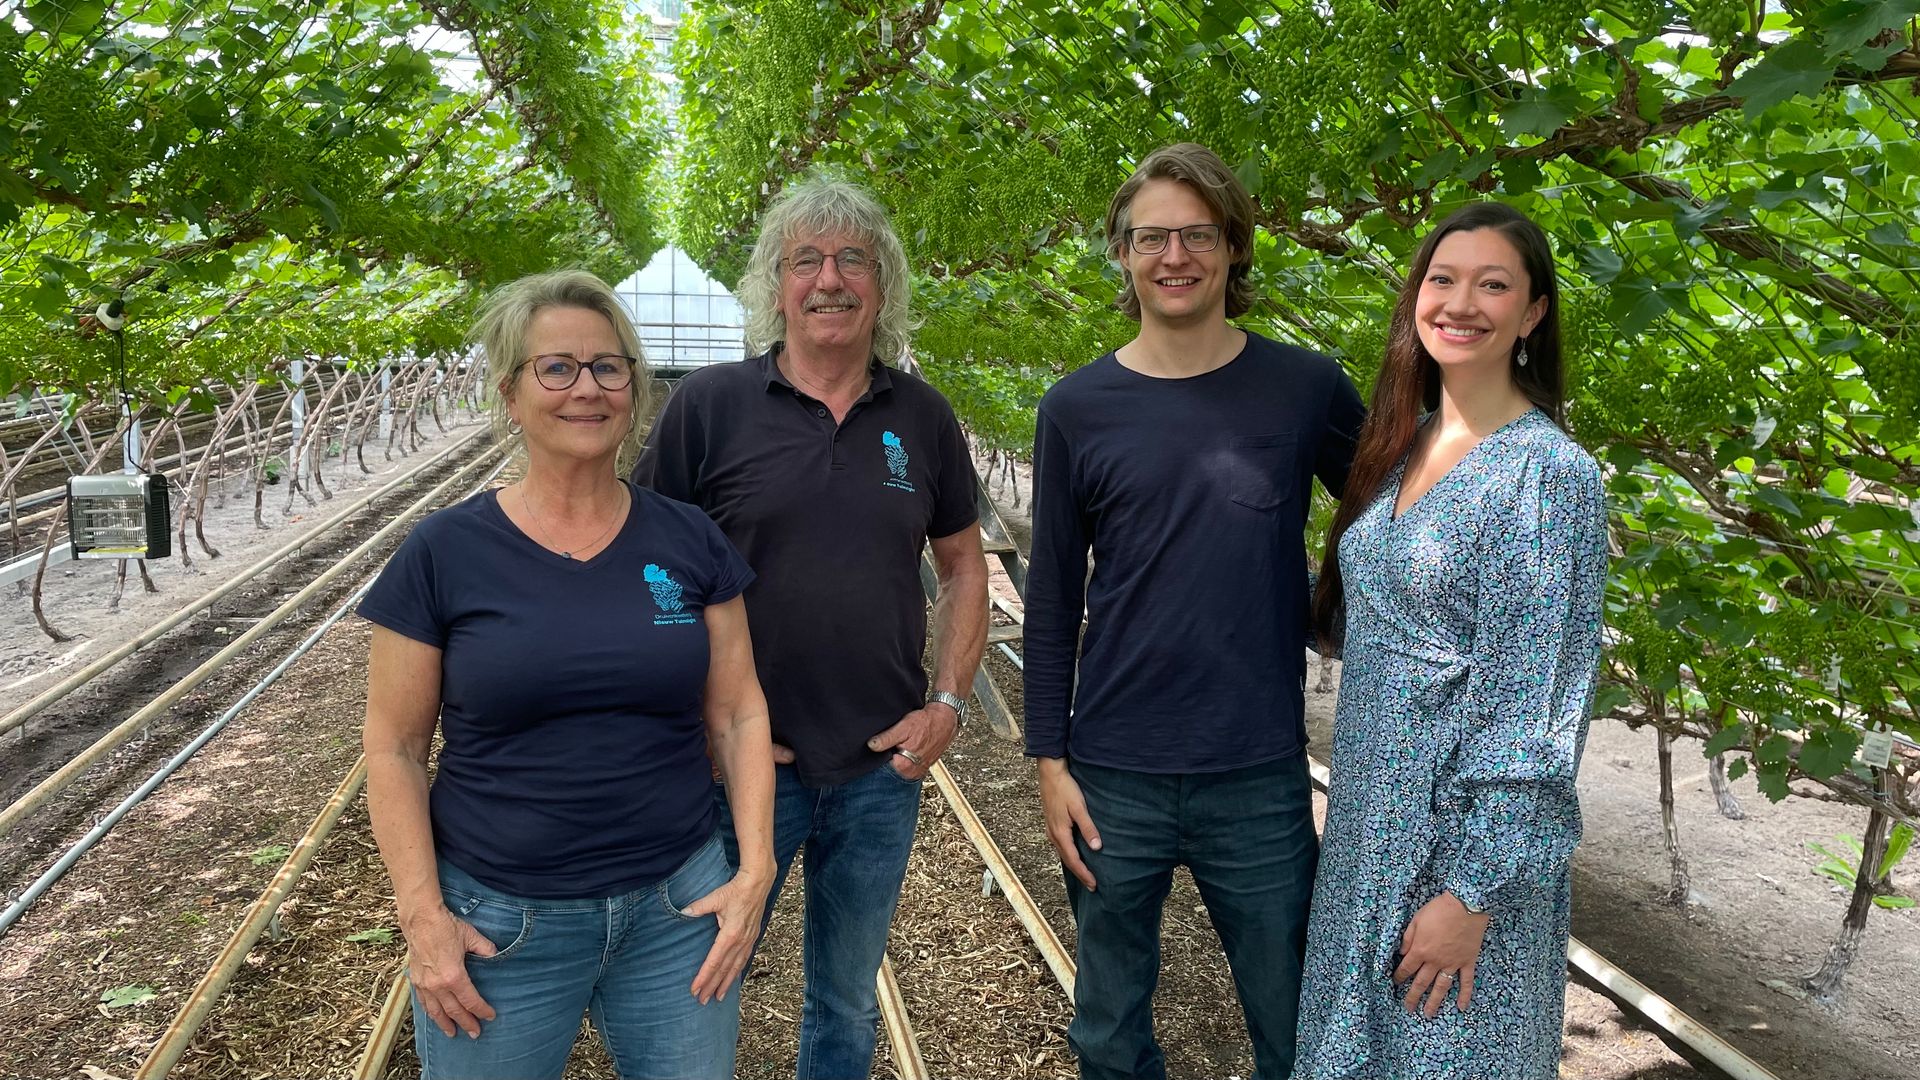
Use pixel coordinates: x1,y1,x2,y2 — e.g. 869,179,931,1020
359,270,776,1080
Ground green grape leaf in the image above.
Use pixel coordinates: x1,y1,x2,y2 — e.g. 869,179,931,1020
1755,758,1793,801
1499,85,1583,138
1879,823,1916,879
1833,503,1917,534
1702,723,1746,757
1728,38,1840,117
301,184,343,234
1866,222,1914,248
1577,244,1623,285
1812,0,1920,55
1796,728,1858,780
100,984,156,1009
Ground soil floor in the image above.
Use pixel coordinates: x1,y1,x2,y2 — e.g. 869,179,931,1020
0,449,1908,1079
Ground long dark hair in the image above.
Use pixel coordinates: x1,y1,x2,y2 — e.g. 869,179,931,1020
1310,202,1566,647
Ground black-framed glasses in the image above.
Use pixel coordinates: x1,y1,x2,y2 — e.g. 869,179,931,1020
782,247,878,280
521,353,637,392
1126,224,1223,255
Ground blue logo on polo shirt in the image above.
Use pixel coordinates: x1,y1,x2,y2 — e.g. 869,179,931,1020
881,431,915,492
644,564,696,625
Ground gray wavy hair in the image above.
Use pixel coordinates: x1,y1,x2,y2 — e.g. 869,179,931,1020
472,269,652,465
737,176,916,363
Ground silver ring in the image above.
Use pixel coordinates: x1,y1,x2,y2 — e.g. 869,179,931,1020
1436,971,1457,983
898,748,925,767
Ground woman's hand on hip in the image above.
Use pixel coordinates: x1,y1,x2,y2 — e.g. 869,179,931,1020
403,905,498,1038
683,867,773,1004
1394,891,1490,1018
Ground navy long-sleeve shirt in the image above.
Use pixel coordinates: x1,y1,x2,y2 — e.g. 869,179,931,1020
1022,332,1365,772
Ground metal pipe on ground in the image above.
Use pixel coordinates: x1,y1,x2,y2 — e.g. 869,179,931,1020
0,439,508,841
135,756,370,1078
926,760,1077,997
0,575,380,939
0,424,488,737
354,967,413,1080
877,955,929,1080
1566,939,1782,1080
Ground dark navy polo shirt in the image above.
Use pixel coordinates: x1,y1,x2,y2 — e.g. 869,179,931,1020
634,348,977,787
358,482,753,899
1023,332,1365,772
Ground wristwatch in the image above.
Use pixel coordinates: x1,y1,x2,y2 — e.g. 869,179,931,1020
927,690,969,728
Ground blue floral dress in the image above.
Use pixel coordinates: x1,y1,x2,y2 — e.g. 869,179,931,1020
1296,409,1609,1079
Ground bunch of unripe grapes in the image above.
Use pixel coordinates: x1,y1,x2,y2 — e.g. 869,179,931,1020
1857,340,1920,441
1688,0,1749,47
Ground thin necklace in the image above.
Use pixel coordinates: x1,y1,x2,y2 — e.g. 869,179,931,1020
519,483,626,560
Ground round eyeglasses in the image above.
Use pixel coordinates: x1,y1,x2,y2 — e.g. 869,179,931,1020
1125,224,1223,255
782,248,878,280
522,353,637,392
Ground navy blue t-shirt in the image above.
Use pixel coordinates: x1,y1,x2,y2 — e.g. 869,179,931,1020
1023,332,1365,772
358,482,753,899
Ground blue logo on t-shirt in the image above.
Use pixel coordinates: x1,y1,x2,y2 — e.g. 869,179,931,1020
881,430,915,492
644,563,697,625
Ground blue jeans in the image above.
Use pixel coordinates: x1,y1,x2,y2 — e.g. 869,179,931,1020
1064,754,1318,1080
413,833,739,1080
714,760,923,1080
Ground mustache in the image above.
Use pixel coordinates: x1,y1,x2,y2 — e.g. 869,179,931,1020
804,290,861,310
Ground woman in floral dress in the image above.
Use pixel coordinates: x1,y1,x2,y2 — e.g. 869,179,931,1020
1296,203,1610,1078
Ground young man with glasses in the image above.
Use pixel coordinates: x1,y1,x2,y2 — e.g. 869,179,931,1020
1024,143,1366,1080
634,176,988,1080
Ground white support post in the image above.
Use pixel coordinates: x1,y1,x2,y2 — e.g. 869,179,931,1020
378,361,393,440
121,400,141,475
289,358,307,487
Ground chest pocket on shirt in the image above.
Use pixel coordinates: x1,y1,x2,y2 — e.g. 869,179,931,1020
1228,433,1297,511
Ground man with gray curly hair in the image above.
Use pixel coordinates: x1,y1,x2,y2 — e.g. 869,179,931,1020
635,175,988,1079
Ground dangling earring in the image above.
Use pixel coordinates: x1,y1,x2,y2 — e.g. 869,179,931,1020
507,418,523,436
1515,342,1529,368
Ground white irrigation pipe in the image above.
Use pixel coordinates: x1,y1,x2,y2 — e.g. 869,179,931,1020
0,423,488,738
0,439,508,841
0,575,379,939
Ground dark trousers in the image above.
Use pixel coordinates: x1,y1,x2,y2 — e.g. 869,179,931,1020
1065,754,1319,1080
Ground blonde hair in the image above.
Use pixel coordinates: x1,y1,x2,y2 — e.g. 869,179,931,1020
1104,142,1258,320
471,269,652,465
737,175,917,363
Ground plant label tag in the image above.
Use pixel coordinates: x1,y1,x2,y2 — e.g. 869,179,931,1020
1858,729,1893,769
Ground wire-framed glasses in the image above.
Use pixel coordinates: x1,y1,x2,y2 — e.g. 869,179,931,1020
1126,224,1223,255
782,248,877,280
522,353,637,391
